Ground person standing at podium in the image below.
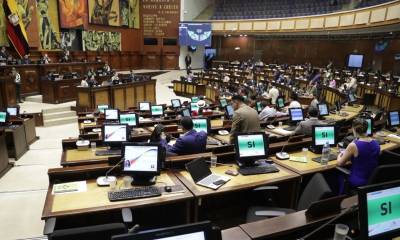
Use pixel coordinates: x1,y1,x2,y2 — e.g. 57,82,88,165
11,68,23,103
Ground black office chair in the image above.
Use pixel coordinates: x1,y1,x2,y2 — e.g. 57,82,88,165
246,173,333,223
378,150,400,166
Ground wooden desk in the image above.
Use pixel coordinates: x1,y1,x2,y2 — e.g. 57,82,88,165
222,227,251,240
42,172,193,220
1,125,28,160
18,115,38,145
41,77,82,104
0,76,16,106
0,130,10,175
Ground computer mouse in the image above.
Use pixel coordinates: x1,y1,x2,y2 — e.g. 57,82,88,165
164,186,172,193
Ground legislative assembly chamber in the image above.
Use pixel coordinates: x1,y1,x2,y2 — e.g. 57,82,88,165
1,0,400,239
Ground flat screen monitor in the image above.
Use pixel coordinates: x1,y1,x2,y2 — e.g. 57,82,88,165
276,97,285,108
191,96,200,103
122,142,161,176
219,98,228,108
112,221,213,240
190,102,199,112
234,132,268,164
348,54,364,68
289,108,304,122
97,104,109,113
120,113,138,127
171,99,182,108
318,104,329,117
179,22,212,46
103,124,128,144
312,125,336,146
182,108,191,117
366,118,373,136
225,105,234,119
388,111,400,127
139,102,151,111
256,102,263,112
6,107,19,117
358,180,400,240
104,109,119,121
151,105,164,117
192,118,209,134
0,112,7,123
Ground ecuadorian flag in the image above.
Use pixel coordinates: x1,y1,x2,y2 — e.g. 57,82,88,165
2,0,29,57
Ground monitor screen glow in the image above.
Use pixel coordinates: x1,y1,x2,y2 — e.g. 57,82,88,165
6,107,17,116
192,119,208,133
191,97,199,103
123,145,158,172
314,126,335,146
120,114,137,126
366,118,372,136
390,112,400,127
237,134,265,158
104,125,127,142
0,112,6,123
348,54,364,68
226,105,234,117
98,105,109,113
139,102,151,111
277,98,285,108
182,109,191,117
289,108,304,121
171,99,181,108
220,99,228,108
191,103,199,112
318,104,329,116
151,105,164,116
105,109,119,120
256,102,263,112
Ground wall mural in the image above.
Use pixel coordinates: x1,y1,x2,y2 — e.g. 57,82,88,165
59,0,87,28
0,0,8,46
61,29,82,50
82,30,121,51
88,0,120,26
37,0,61,49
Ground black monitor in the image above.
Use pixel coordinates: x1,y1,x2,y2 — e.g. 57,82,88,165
151,105,164,117
171,99,182,108
289,108,304,122
256,102,263,112
192,118,210,134
312,125,337,147
97,104,109,113
225,105,234,119
181,108,191,117
121,142,162,185
388,111,400,128
234,132,268,166
139,102,151,111
358,180,400,240
191,96,200,103
219,98,228,108
104,109,120,121
120,113,139,127
102,124,128,148
6,106,19,117
317,103,329,117
276,97,285,108
112,221,214,240
0,111,8,125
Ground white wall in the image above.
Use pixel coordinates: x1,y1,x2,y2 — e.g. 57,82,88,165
179,0,213,70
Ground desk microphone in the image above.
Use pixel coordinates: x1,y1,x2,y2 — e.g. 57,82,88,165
96,157,125,186
275,135,292,160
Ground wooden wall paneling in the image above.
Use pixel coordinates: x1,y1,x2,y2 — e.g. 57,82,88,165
41,80,55,103
135,85,145,104
98,52,110,64
86,52,97,62
130,52,141,69
93,87,110,107
77,90,91,108
72,52,87,62
120,52,131,70
19,65,40,95
0,77,17,106
145,82,156,104
110,52,121,70
112,87,126,110
142,53,161,69
125,85,136,108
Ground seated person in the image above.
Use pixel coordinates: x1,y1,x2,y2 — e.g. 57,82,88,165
103,62,111,74
21,54,31,64
158,117,207,156
258,101,287,121
111,72,120,84
288,93,301,108
87,68,96,79
293,107,325,136
230,95,261,142
128,70,135,81
60,49,71,62
337,118,380,192
0,46,8,60
87,76,98,87
40,53,51,64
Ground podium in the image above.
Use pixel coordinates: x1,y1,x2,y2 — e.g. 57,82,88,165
0,76,16,107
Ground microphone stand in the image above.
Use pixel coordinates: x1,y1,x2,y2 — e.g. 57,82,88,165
275,135,292,160
96,158,125,186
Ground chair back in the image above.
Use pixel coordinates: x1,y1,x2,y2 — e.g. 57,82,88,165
49,223,127,240
368,164,400,185
297,173,333,211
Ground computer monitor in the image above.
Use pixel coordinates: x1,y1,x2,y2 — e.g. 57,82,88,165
225,105,234,119
190,102,199,112
192,118,209,134
97,104,109,113
111,221,214,240
358,180,400,240
317,103,329,117
219,98,228,108
234,132,268,166
104,109,120,121
151,105,164,117
191,96,200,103
171,99,181,108
0,112,8,124
289,108,304,122
120,113,138,127
312,125,337,147
139,102,151,111
256,102,263,112
181,108,191,117
102,124,128,147
366,118,373,136
6,106,19,117
121,142,162,184
276,97,285,108
388,111,400,127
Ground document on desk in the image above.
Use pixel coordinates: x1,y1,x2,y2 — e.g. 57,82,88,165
52,181,87,195
289,156,308,163
271,128,293,136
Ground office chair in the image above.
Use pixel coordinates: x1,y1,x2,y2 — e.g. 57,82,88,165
379,150,400,166
246,173,333,223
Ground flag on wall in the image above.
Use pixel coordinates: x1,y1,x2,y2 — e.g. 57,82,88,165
2,0,29,57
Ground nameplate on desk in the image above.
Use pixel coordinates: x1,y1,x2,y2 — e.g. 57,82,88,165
52,181,87,195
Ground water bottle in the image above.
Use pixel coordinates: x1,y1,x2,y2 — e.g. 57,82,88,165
320,142,330,165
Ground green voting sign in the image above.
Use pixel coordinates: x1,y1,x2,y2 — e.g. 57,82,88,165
0,112,6,123
151,106,163,116
120,114,137,126
238,135,265,157
193,119,208,133
314,127,335,145
368,194,400,226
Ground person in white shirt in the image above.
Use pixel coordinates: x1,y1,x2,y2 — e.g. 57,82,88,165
223,74,230,83
347,75,357,93
258,101,287,121
288,93,301,108
12,67,23,103
268,85,279,105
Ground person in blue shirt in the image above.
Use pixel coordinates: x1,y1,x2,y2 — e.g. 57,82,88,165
157,117,207,156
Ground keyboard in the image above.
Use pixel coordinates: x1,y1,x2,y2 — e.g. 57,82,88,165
239,164,280,176
199,174,221,186
95,149,121,156
108,186,161,202
283,126,297,131
312,153,338,163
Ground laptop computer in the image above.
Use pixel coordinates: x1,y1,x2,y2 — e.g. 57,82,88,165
185,158,230,190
